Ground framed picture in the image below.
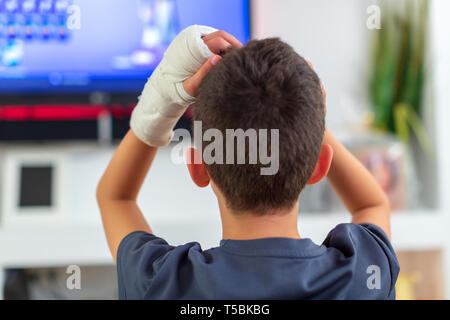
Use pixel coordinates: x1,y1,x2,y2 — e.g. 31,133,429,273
1,149,68,227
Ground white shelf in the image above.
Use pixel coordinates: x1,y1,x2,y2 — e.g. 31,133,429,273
0,210,445,269
0,217,223,269
0,225,112,268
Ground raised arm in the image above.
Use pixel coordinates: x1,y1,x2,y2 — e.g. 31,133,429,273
308,59,391,239
96,131,156,262
96,27,241,263
324,128,391,238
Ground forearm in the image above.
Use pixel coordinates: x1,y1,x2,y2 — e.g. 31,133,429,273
97,130,157,260
324,128,390,218
97,130,157,202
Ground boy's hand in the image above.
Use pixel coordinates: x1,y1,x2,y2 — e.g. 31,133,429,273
202,30,243,55
182,55,222,96
183,31,242,96
130,26,242,147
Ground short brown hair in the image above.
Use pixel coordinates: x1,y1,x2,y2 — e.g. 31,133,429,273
194,38,325,215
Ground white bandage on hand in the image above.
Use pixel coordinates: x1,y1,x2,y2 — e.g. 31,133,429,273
130,25,217,147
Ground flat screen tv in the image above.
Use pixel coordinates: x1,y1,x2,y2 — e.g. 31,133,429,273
0,0,251,95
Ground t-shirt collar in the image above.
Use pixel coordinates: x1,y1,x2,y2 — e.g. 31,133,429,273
219,237,326,258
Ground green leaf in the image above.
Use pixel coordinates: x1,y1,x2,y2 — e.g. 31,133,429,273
407,107,434,158
393,103,410,144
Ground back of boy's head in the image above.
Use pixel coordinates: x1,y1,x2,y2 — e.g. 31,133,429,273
194,38,325,215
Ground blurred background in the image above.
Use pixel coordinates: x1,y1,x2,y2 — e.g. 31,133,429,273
0,0,449,300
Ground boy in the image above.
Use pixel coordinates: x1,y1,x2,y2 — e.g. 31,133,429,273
96,25,399,299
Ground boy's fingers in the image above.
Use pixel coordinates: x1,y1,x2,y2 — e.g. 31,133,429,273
203,30,243,54
204,37,233,55
194,55,222,81
183,55,222,96
321,81,326,101
321,81,327,115
214,30,243,48
203,30,242,47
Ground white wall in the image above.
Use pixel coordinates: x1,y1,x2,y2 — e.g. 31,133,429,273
430,0,450,298
251,0,371,128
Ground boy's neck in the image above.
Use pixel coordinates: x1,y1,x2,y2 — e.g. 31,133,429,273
219,203,301,240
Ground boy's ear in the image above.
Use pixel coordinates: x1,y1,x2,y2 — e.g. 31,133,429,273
307,144,333,185
186,147,210,188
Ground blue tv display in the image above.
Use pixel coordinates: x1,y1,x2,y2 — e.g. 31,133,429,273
0,0,251,94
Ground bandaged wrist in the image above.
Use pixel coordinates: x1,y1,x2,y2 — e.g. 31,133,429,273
130,25,217,147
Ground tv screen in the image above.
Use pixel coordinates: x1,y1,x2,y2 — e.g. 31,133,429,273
0,0,250,94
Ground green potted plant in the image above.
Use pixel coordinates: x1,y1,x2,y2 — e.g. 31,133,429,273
369,0,431,155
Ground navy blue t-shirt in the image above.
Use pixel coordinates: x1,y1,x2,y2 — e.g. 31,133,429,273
117,223,399,300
